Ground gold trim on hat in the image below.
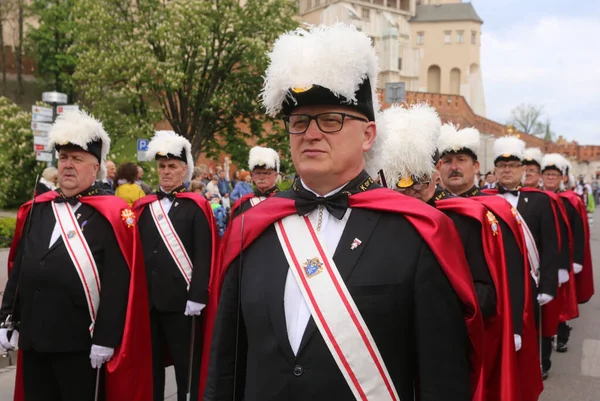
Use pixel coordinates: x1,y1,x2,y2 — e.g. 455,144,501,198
291,85,313,94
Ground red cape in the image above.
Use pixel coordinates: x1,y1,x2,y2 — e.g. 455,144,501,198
482,188,568,334
437,198,518,401
230,192,257,217
133,193,221,371
9,191,153,401
559,191,594,303
199,188,484,400
468,195,543,401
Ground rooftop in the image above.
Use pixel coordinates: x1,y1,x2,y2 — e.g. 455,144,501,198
411,3,483,23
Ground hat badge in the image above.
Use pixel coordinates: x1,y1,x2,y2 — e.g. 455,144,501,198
292,85,313,94
501,153,511,158
397,176,414,189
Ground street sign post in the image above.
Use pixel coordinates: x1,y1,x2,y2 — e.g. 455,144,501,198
137,139,149,162
57,105,79,114
385,82,406,104
35,92,69,166
35,151,53,162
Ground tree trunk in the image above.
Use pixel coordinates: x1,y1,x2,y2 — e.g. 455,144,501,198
16,0,23,96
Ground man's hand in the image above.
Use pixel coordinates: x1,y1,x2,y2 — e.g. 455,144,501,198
573,263,583,274
184,301,206,316
90,345,114,369
537,293,554,306
514,334,522,351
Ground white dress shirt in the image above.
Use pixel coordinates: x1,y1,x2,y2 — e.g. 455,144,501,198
159,187,175,214
49,203,82,248
499,189,520,208
284,180,352,355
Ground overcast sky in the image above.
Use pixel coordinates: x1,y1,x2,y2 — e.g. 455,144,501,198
474,0,600,145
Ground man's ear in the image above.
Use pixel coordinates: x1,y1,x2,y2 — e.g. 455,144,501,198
362,122,377,152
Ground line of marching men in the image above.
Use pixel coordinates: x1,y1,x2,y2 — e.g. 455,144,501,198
0,22,595,401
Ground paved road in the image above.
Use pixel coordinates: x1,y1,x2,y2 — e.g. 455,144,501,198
0,213,598,400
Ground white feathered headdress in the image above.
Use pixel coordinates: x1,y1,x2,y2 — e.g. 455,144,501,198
522,148,543,167
47,110,111,180
261,23,380,120
366,104,441,188
437,124,481,159
493,136,525,162
541,153,568,175
248,146,280,173
146,131,194,183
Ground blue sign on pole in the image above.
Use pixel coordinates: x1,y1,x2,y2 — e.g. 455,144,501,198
137,139,149,151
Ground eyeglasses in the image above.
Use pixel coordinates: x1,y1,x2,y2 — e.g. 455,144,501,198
282,112,368,134
525,168,540,174
495,163,522,170
543,173,562,178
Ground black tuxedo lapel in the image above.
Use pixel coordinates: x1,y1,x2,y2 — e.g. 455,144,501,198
296,208,381,357
265,239,296,364
45,204,96,257
168,199,183,220
516,192,529,215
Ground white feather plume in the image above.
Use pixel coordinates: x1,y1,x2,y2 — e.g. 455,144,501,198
493,136,525,161
438,124,480,157
146,131,194,183
523,147,543,166
248,146,280,173
365,103,441,187
261,23,379,116
47,110,111,180
541,153,568,175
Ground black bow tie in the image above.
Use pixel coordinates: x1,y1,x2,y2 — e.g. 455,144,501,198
295,189,349,220
54,196,79,206
498,187,520,196
157,191,176,201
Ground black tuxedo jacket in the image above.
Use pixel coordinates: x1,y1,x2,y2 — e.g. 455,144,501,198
231,186,279,220
516,191,560,296
459,187,525,335
444,210,497,318
562,198,585,265
205,208,471,401
0,201,130,352
139,197,213,311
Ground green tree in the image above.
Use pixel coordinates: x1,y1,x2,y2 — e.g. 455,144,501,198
26,0,78,99
72,0,297,160
0,96,43,208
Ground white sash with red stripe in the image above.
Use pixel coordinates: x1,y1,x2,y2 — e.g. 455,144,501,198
149,200,193,289
511,208,540,285
51,202,100,335
249,196,266,207
274,214,400,401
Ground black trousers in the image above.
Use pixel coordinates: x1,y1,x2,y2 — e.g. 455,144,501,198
557,321,571,343
150,308,200,401
533,290,553,372
22,349,103,401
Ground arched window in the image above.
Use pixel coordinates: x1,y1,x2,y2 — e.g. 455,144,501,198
427,65,441,93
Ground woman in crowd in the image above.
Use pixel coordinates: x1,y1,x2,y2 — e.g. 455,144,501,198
115,162,146,206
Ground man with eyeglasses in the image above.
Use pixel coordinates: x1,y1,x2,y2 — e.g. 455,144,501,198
491,137,562,381
437,125,544,400
202,24,483,401
230,146,281,218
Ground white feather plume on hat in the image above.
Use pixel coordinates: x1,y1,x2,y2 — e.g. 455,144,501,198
437,124,480,158
541,153,568,175
493,136,525,161
248,146,280,173
523,147,543,166
146,131,194,183
261,23,379,117
366,104,441,188
47,110,111,180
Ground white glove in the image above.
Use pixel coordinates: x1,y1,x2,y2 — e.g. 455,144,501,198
573,263,583,274
537,293,554,306
0,328,15,351
514,334,522,351
558,269,570,285
90,345,114,369
184,301,206,316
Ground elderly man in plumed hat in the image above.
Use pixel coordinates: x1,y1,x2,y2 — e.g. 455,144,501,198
133,131,218,401
0,111,152,401
230,146,281,218
202,23,484,401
